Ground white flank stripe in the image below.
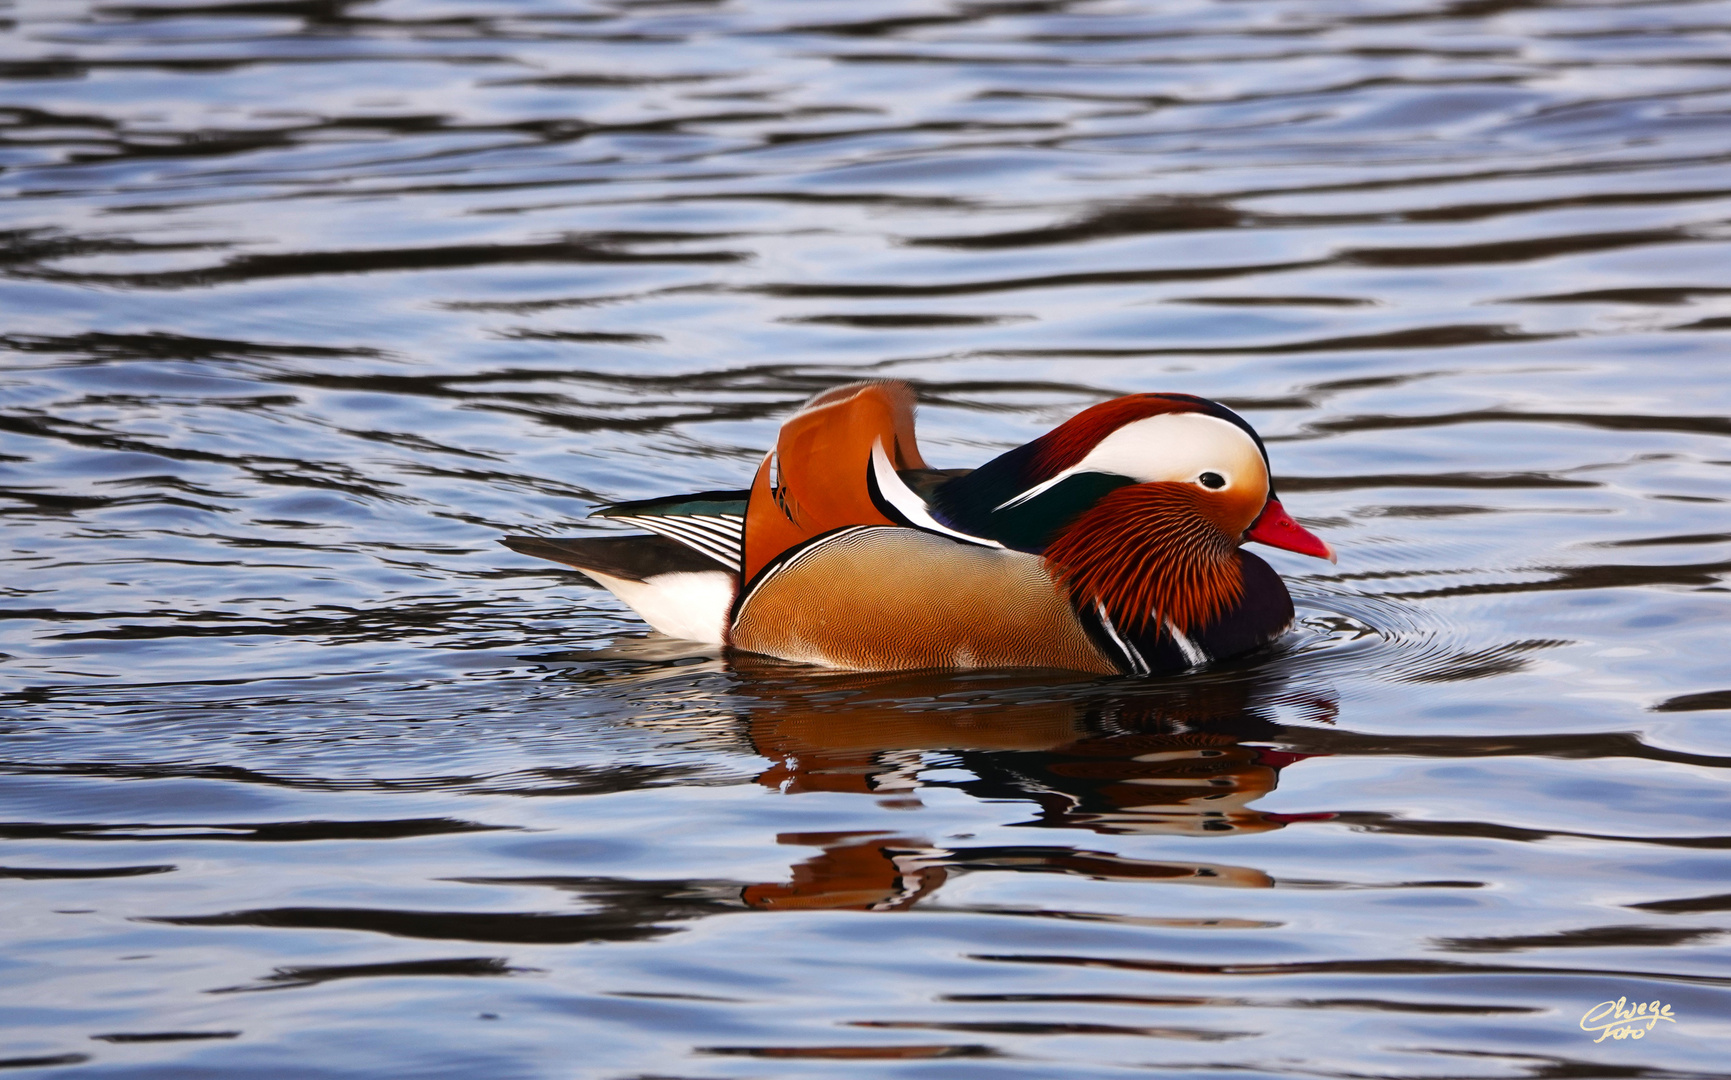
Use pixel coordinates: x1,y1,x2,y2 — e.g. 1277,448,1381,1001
1095,602,1149,675
1165,619,1209,669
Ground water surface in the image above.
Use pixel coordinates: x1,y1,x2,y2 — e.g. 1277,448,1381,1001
3,0,1730,1075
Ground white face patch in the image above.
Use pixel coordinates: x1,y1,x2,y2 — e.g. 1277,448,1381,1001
1079,413,1269,492
998,412,1270,510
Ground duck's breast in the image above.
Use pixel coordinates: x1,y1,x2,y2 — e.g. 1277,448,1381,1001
1119,550,1296,671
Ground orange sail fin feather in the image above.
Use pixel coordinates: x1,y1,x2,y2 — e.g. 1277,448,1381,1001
742,380,928,584
505,379,1336,675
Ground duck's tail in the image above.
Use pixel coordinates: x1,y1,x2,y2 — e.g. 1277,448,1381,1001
501,533,736,645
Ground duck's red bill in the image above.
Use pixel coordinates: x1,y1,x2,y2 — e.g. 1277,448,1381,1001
1246,499,1336,563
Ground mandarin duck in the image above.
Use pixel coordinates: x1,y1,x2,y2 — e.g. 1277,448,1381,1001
504,380,1334,675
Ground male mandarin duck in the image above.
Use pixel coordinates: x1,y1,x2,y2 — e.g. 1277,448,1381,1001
504,380,1334,675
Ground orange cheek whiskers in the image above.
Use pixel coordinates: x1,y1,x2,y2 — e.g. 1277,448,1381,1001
1043,484,1244,635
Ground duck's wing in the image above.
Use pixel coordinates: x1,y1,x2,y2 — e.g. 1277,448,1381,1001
742,380,996,585
501,533,726,581
592,488,748,570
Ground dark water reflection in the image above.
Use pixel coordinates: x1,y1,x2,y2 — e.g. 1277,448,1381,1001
4,0,1731,1075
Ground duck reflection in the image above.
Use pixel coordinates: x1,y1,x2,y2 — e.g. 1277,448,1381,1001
741,831,947,912
741,830,1279,913
153,665,1358,952
726,662,1336,910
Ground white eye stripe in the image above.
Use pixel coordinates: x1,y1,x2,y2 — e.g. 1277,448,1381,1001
996,413,1267,509
1075,413,1266,492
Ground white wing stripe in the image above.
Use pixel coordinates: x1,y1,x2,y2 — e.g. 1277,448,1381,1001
610,515,742,567
651,526,737,565
689,514,745,536
636,518,734,551
1165,619,1209,669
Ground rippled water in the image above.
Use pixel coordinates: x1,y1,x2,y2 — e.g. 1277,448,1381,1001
4,0,1731,1074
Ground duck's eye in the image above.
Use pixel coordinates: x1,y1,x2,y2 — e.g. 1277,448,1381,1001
1198,471,1226,490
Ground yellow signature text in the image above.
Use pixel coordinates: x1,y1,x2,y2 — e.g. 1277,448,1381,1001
1580,997,1677,1042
